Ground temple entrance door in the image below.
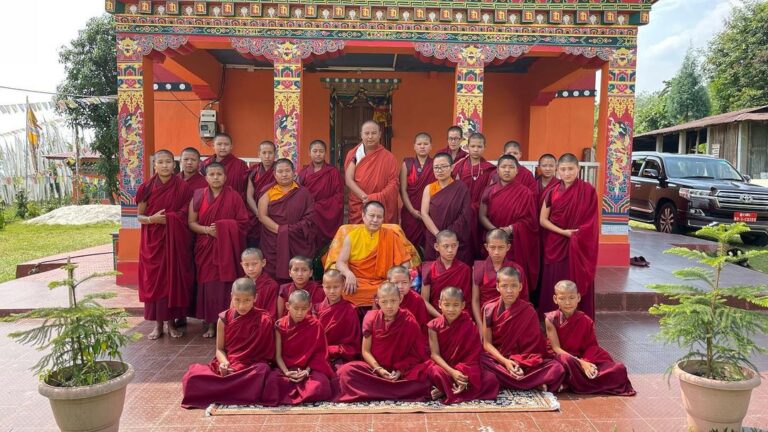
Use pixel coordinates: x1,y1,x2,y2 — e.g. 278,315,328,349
334,99,374,173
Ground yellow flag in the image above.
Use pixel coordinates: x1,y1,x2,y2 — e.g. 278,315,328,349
26,100,41,171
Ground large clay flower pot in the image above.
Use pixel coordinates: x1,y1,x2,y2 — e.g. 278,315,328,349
38,361,135,432
675,361,760,432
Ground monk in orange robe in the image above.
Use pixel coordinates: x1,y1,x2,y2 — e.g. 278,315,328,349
199,133,249,197
344,121,400,224
326,201,414,307
545,281,635,395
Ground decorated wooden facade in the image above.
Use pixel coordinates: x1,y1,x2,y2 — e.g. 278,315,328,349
108,0,655,285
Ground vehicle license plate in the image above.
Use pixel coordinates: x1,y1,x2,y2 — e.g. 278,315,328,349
734,212,757,222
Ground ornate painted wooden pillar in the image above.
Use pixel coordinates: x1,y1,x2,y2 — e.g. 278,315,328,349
231,38,345,166
596,47,637,265
415,43,529,143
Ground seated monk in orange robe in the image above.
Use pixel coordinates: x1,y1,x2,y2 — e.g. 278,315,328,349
337,283,431,402
426,287,499,404
262,289,336,406
325,201,418,307
545,281,635,396
318,270,362,366
257,158,316,282
240,248,280,321
421,230,472,318
481,267,566,392
199,133,249,197
181,279,274,409
344,120,400,224
479,155,540,296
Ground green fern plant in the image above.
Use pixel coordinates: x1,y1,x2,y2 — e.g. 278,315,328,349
648,223,768,381
2,259,141,387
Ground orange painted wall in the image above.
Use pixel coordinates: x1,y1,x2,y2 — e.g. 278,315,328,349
528,97,596,160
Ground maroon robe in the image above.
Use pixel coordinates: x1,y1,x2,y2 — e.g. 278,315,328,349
473,258,528,307
246,163,277,246
201,153,249,197
539,179,599,319
376,289,430,336
279,281,326,315
438,146,468,164
337,309,431,402
297,162,344,249
136,175,194,321
536,176,558,212
181,307,275,408
317,298,362,363
453,158,496,259
424,180,473,265
489,165,536,192
400,157,435,250
481,180,540,295
263,315,335,406
193,186,250,322
426,312,499,404
422,260,472,312
546,310,635,396
178,171,208,192
261,186,316,281
481,298,565,391
253,271,280,321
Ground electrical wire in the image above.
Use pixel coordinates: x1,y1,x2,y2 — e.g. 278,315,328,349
0,84,115,99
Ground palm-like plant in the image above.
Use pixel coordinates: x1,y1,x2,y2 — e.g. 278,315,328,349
649,223,768,381
2,259,140,387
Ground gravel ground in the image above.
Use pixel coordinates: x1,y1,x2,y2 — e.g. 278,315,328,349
24,205,120,225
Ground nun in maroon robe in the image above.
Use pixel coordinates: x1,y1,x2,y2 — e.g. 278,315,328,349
539,179,599,319
473,258,528,306
298,162,344,250
252,271,280,321
246,163,276,247
192,186,250,323
480,180,540,296
424,180,473,265
481,297,566,391
201,153,249,197
260,184,316,281
337,309,431,402
546,310,635,395
179,171,208,191
400,156,435,250
490,164,537,192
181,307,275,408
438,145,468,164
137,175,194,322
422,260,472,312
262,314,336,406
453,157,496,259
426,312,499,404
317,297,362,364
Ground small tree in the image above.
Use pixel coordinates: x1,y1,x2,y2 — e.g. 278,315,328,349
56,15,119,204
649,223,768,381
635,90,674,134
666,47,711,124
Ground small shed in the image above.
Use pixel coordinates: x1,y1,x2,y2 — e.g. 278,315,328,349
633,106,768,182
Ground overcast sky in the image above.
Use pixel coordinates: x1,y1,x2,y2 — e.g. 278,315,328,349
0,0,741,130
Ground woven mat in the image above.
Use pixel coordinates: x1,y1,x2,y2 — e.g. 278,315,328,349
206,390,559,416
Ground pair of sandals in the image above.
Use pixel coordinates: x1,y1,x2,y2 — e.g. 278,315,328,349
630,256,650,267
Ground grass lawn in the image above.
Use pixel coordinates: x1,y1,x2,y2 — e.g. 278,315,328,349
629,220,768,274
0,215,118,283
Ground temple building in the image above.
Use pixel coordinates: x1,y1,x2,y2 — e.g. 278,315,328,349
107,0,656,285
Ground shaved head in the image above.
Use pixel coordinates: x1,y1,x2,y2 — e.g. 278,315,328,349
554,280,578,295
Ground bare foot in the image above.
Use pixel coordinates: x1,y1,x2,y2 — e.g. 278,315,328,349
148,326,163,340
202,325,216,338
168,325,183,338
430,386,444,401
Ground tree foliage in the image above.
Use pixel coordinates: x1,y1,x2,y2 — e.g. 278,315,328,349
648,223,768,381
666,47,711,124
56,15,119,204
705,1,768,114
635,89,674,134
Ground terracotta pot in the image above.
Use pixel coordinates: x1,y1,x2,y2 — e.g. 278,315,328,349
38,361,135,432
675,361,761,432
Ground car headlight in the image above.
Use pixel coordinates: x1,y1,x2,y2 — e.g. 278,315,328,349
680,188,712,200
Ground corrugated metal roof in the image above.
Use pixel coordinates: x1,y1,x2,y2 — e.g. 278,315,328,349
635,105,768,138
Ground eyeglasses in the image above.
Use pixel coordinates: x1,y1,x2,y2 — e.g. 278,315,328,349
433,165,451,171
447,137,462,141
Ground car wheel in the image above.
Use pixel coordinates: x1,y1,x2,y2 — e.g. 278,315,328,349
740,233,768,247
654,202,678,234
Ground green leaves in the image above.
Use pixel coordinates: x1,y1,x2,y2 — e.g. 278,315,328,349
666,47,711,124
2,261,139,387
648,223,768,381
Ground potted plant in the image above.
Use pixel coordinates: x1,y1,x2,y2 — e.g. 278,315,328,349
648,223,767,432
3,259,140,432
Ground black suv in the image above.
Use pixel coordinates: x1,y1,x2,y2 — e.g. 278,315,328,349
630,152,768,246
